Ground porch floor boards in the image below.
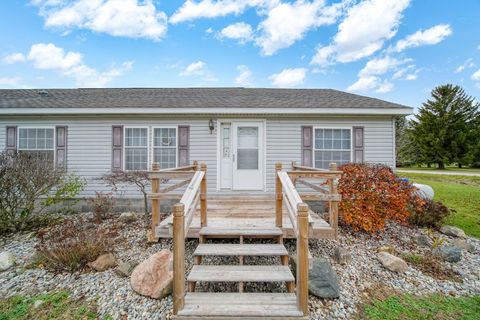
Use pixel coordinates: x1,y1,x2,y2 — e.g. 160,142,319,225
155,195,335,239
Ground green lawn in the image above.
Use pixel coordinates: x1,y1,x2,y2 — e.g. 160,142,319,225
399,165,480,173
399,172,480,238
0,291,103,320
363,294,480,320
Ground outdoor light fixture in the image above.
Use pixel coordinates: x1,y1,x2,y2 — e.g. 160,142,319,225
209,119,215,134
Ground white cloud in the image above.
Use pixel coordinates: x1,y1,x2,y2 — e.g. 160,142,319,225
472,69,480,81
170,0,268,24
311,0,410,66
359,56,408,77
393,24,452,52
2,53,26,64
180,61,207,76
0,77,23,88
404,73,417,80
268,68,307,87
10,43,132,87
34,0,168,41
256,0,347,56
235,65,252,85
455,58,475,73
347,76,393,93
218,22,253,43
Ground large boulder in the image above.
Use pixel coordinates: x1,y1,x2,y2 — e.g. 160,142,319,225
308,258,340,299
88,253,116,271
0,251,15,271
412,183,434,200
377,252,408,273
440,226,466,238
130,250,173,299
437,246,462,263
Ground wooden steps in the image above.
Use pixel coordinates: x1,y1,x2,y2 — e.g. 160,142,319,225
177,293,304,318
199,227,283,237
194,244,288,257
187,265,294,282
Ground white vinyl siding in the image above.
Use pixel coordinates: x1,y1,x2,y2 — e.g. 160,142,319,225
153,127,177,169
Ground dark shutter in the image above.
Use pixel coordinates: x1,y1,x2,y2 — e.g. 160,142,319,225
55,126,67,168
353,126,364,163
6,126,17,154
112,125,123,170
178,125,190,166
301,126,313,167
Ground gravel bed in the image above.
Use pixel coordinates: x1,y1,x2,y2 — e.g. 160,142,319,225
1,214,479,320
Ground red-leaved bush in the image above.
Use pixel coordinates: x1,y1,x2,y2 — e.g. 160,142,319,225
338,163,421,233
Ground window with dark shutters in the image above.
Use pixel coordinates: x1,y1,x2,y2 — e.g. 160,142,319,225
301,126,313,167
178,125,190,166
56,126,67,168
353,126,364,163
112,125,123,170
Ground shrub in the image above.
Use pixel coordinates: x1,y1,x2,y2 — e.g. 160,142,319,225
36,219,119,272
338,163,419,233
408,198,453,229
0,151,85,235
88,192,114,223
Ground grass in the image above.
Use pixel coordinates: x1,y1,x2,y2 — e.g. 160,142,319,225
0,291,99,320
399,172,480,238
362,294,480,320
399,165,480,173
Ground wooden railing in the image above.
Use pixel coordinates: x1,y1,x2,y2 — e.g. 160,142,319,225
149,161,207,315
275,162,342,315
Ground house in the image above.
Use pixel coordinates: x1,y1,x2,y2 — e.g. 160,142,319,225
0,88,411,200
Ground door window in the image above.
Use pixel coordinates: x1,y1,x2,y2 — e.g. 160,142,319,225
237,127,258,170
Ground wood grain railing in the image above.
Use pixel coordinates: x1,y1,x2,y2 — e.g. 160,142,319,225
149,161,207,315
275,161,342,315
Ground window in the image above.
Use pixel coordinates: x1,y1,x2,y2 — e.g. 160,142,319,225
237,126,259,170
124,127,148,170
18,128,55,163
314,128,351,169
153,127,177,169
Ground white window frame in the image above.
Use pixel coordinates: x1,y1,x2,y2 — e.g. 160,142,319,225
313,127,353,169
152,126,178,169
123,126,150,171
17,126,56,165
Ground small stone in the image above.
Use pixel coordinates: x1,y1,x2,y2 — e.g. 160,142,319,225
440,226,466,238
130,250,173,299
377,246,395,254
416,234,430,247
308,258,340,299
119,212,137,223
115,260,139,277
377,252,408,273
33,300,44,309
437,246,462,263
88,253,116,271
333,247,351,265
412,183,434,200
0,251,16,271
451,239,475,253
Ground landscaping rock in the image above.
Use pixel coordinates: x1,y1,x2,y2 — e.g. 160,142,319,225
377,246,395,254
0,251,16,271
437,246,462,263
33,300,44,309
451,239,475,253
416,234,431,247
115,260,139,277
119,212,137,223
130,250,173,299
88,253,116,271
440,225,466,238
308,258,340,299
412,183,434,199
377,252,408,273
333,247,351,265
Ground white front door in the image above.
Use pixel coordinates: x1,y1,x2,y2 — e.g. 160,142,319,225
231,121,264,190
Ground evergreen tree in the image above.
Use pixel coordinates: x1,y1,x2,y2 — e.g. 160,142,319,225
409,84,478,169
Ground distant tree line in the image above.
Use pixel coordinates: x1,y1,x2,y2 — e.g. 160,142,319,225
397,84,480,169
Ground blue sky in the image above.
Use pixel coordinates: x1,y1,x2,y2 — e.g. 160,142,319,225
0,0,479,110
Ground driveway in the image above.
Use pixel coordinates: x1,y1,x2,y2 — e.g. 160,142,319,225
396,169,480,177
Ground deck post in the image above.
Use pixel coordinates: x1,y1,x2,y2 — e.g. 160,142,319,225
296,203,309,315
328,163,339,239
275,162,283,228
200,163,207,227
173,203,185,314
151,162,160,237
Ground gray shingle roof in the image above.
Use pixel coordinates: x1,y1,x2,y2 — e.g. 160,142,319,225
0,87,410,109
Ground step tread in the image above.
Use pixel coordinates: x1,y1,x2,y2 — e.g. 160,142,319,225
199,227,283,237
194,244,288,256
187,265,294,282
178,293,303,317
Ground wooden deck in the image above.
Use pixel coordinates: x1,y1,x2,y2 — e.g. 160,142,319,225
155,194,335,239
